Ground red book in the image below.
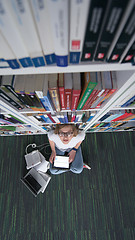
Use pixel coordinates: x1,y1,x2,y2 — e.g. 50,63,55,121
87,72,103,109
64,73,73,110
82,89,98,110
47,113,56,123
96,89,117,108
58,73,66,110
111,112,133,122
71,73,81,111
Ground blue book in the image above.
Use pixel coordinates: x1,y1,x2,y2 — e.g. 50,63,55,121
19,57,33,68
32,57,45,67
121,95,135,107
40,115,52,123
70,52,80,64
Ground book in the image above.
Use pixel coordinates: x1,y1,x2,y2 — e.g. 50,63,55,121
121,36,135,63
111,111,133,122
48,74,61,112
0,1,33,68
0,32,20,69
29,0,56,65
75,111,84,123
35,74,55,113
96,71,117,108
121,95,135,107
64,73,73,110
0,75,25,109
71,112,76,123
0,88,23,110
81,0,108,61
24,75,45,111
94,0,128,61
14,75,34,108
7,0,45,67
82,72,99,110
40,114,53,123
69,0,90,64
107,0,135,62
58,73,65,110
115,89,135,108
47,0,69,67
77,72,97,110
71,73,81,111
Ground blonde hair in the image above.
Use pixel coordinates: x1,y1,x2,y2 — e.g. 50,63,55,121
54,124,79,137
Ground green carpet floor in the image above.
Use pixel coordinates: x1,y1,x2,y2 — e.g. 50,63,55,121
0,132,135,240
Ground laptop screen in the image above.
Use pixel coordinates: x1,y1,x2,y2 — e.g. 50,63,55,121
24,173,42,194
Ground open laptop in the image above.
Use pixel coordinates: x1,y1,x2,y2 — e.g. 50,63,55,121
21,168,51,197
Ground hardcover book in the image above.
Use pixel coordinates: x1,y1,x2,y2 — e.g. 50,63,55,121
30,0,56,65
71,73,81,111
81,0,107,62
64,73,73,110
77,72,97,110
58,73,65,110
94,0,128,61
48,74,61,112
69,0,90,64
47,0,69,67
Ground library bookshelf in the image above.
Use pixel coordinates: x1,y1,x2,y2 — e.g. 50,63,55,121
0,66,135,136
0,0,135,136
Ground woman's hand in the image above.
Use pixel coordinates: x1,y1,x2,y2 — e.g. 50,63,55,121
49,150,56,164
68,150,76,163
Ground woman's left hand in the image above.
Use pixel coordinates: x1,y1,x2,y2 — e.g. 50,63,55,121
68,150,76,163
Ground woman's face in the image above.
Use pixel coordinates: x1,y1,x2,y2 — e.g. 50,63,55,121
58,125,74,144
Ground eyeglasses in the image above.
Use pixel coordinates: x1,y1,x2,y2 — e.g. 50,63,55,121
58,131,73,137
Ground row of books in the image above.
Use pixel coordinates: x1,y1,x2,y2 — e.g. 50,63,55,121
27,111,96,125
0,0,135,69
0,72,118,112
87,121,135,132
98,110,135,122
0,125,42,136
0,113,25,125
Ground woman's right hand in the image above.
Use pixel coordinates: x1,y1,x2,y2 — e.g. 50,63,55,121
49,150,56,164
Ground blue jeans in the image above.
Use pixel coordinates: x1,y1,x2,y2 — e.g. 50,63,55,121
49,146,84,175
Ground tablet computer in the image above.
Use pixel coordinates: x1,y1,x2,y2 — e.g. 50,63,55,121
52,155,70,169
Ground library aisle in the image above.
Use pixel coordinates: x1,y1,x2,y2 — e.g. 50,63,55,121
0,131,135,240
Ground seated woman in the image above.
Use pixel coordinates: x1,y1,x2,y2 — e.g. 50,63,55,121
47,124,85,175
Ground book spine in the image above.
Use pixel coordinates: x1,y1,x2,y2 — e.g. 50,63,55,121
81,0,107,61
69,0,89,64
59,87,66,110
77,82,97,110
107,0,135,61
0,32,20,69
82,89,97,110
5,85,28,107
0,2,32,67
71,89,81,111
30,0,56,65
47,0,69,67
49,89,61,112
90,90,107,108
65,89,72,110
121,39,135,63
0,89,23,110
8,0,45,67
121,95,135,107
40,115,53,123
108,6,135,62
94,0,128,61
97,89,117,107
